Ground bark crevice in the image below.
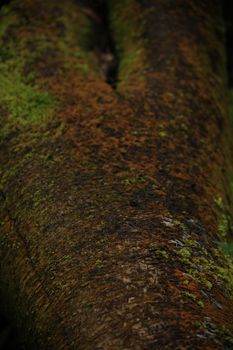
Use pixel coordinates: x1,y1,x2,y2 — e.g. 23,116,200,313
78,0,118,87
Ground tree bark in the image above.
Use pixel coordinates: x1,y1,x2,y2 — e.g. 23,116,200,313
0,0,233,349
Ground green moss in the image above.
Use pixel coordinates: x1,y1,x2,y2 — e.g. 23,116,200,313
204,280,213,290
182,291,204,308
75,62,89,74
214,196,229,239
197,300,204,307
214,256,233,292
182,238,198,248
183,279,190,286
217,242,233,258
183,291,196,300
173,219,186,230
180,122,188,131
122,175,147,186
0,6,58,127
192,248,233,294
158,131,168,138
218,214,228,239
173,236,233,295
0,70,56,124
176,247,192,259
31,189,49,208
193,320,202,329
0,1,97,129
199,320,233,348
217,326,233,348
149,243,169,259
214,196,224,209
95,259,104,269
109,0,147,90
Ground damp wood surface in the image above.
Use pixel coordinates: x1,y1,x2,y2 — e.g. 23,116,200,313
0,0,233,349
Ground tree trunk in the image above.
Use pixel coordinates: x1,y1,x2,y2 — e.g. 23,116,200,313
0,0,233,349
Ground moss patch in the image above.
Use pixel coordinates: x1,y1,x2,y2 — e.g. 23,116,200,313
0,3,58,126
148,243,169,259
109,0,148,92
0,70,56,124
198,319,233,349
214,196,229,239
217,242,233,258
176,247,192,260
182,291,204,308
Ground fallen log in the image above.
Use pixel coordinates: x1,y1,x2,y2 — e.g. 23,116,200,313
0,0,233,348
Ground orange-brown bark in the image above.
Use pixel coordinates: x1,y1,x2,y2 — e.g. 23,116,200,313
0,0,233,349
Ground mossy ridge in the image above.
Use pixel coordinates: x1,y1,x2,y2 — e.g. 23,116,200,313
149,216,220,295
182,291,204,308
171,234,233,341
213,83,233,289
148,243,169,259
195,319,233,349
56,1,100,76
180,242,233,296
0,0,98,128
214,196,230,240
217,242,233,259
164,218,233,297
109,0,148,92
0,3,56,126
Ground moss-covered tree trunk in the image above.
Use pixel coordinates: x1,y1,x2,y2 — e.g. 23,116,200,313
0,0,233,349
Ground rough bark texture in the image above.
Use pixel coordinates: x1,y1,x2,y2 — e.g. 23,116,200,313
0,0,233,349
